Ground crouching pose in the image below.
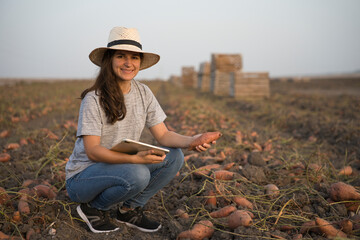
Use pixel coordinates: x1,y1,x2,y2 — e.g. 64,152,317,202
65,27,215,233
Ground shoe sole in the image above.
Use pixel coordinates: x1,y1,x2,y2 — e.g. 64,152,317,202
116,219,161,233
76,205,119,233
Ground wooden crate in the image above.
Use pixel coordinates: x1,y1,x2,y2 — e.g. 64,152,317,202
168,75,182,87
232,72,270,98
211,54,242,72
181,66,197,88
210,54,243,96
198,62,211,91
211,70,235,96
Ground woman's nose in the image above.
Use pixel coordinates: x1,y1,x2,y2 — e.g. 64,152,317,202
124,57,131,66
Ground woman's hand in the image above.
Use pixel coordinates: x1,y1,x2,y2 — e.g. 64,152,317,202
191,134,216,152
133,150,166,164
149,122,218,152
83,135,165,164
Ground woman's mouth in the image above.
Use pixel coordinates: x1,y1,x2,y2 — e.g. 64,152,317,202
121,69,133,74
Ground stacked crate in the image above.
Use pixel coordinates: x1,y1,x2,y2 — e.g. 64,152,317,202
198,62,211,92
210,54,242,96
168,75,182,87
181,66,197,88
231,72,270,98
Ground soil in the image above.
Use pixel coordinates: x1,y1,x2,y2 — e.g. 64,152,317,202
0,79,359,239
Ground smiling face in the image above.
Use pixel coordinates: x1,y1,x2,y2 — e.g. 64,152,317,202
112,50,141,81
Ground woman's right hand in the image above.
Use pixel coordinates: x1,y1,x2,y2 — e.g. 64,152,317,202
134,150,166,164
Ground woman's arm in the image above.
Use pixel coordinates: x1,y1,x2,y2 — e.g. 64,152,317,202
149,122,213,152
83,135,165,164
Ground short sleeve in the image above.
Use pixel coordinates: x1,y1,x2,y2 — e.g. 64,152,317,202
76,94,102,137
144,85,167,128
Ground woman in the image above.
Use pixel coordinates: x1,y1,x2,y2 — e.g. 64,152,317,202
65,27,215,234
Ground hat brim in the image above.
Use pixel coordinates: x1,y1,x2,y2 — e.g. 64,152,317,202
89,45,160,70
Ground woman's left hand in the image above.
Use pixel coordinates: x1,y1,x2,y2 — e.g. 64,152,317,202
193,141,216,152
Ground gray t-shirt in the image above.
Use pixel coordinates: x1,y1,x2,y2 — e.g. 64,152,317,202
65,79,166,180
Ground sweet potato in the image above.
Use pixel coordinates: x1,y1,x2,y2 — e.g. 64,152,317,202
54,170,66,182
184,153,199,162
0,153,11,162
12,211,21,223
329,182,360,201
193,164,220,177
209,205,236,218
18,188,31,214
227,210,253,229
344,201,360,212
232,196,253,210
264,184,280,199
0,231,8,239
22,179,57,193
300,221,321,234
208,148,217,156
315,217,347,238
188,132,222,151
350,214,360,231
27,138,35,144
33,184,57,200
270,234,286,239
0,187,10,205
19,138,28,146
235,131,243,144
41,128,59,140
205,190,217,207
222,162,235,171
337,219,353,234
0,230,21,240
26,228,36,240
292,234,303,240
218,151,226,160
212,170,234,180
338,166,352,176
253,142,262,151
175,209,189,219
63,120,77,130
11,116,20,123
279,225,295,231
22,179,36,188
177,220,214,240
308,163,322,172
214,181,229,200
5,143,20,150
0,130,10,138
263,140,272,152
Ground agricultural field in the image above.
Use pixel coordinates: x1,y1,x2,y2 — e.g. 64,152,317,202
0,78,359,239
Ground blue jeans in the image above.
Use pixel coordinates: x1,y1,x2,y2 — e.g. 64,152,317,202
66,148,184,211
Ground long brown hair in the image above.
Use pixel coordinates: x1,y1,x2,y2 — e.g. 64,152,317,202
81,49,126,124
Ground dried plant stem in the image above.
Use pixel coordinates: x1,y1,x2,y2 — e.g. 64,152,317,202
160,190,172,219
274,199,292,225
10,222,24,239
211,224,277,239
35,134,66,179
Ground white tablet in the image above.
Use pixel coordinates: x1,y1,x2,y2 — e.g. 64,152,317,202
110,139,170,156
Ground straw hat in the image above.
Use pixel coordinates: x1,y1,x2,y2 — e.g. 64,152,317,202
89,27,160,70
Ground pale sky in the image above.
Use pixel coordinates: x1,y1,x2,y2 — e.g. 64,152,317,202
0,0,359,80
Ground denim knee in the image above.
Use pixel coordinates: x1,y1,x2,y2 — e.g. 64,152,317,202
128,165,151,193
167,148,184,170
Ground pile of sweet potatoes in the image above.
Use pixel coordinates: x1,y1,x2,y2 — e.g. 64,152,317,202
0,179,58,239
173,137,360,240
